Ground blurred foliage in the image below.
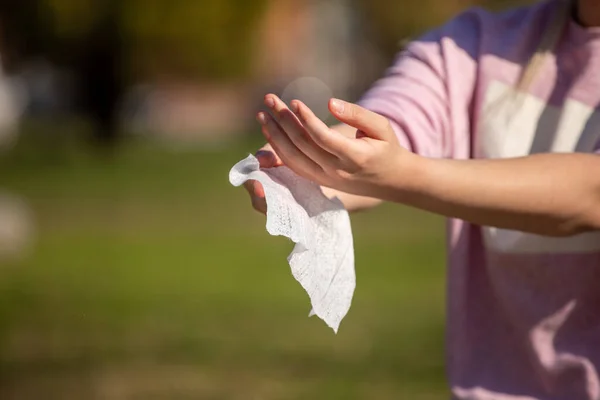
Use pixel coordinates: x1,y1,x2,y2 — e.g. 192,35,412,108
119,0,268,81
39,0,268,81
1,0,535,81
0,1,55,71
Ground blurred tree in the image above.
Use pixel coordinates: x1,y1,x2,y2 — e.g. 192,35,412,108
0,0,55,72
40,0,123,149
119,0,268,82
0,0,269,148
0,0,535,148
46,0,268,82
77,3,124,149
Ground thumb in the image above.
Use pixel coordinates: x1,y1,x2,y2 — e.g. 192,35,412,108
328,98,394,141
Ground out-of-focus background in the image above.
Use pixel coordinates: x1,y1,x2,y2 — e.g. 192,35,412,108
0,1,530,399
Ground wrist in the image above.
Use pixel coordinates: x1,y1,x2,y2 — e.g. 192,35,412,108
378,150,433,205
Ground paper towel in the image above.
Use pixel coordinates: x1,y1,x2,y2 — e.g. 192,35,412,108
229,154,355,333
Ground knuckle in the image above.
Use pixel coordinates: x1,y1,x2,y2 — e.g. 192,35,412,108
349,149,370,168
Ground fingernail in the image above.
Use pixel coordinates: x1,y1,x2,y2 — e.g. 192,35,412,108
290,101,299,113
331,98,345,114
265,96,275,108
257,113,267,125
256,150,275,165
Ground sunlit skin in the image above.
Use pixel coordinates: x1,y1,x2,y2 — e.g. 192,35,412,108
244,0,600,237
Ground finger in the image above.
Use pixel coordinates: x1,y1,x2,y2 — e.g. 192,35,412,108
251,195,267,214
243,180,265,198
328,98,394,141
255,148,282,168
257,112,324,180
264,95,334,165
290,100,358,158
243,181,267,214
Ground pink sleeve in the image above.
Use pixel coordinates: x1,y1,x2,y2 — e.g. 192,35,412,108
357,10,481,159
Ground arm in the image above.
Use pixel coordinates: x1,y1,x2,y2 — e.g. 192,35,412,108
258,96,600,238
390,152,600,237
321,186,382,213
249,11,480,215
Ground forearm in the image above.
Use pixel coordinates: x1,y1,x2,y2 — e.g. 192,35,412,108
386,152,600,236
321,186,382,212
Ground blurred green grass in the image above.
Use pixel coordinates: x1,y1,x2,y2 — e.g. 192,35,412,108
0,131,448,399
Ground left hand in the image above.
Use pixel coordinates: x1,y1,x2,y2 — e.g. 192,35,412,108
257,94,412,197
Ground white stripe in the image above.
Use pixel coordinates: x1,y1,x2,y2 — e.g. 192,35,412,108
552,98,595,153
483,227,600,254
478,80,600,254
478,81,548,158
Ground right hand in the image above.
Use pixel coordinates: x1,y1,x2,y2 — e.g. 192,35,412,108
245,94,364,215
244,143,283,214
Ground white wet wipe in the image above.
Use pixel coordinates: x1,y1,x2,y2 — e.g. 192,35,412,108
229,154,355,333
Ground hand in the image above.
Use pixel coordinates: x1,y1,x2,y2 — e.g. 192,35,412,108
257,94,412,199
243,143,282,214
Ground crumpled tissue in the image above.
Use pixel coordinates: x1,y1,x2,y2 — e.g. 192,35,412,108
229,154,355,333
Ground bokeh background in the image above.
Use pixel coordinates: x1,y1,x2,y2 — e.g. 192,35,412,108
0,1,531,399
